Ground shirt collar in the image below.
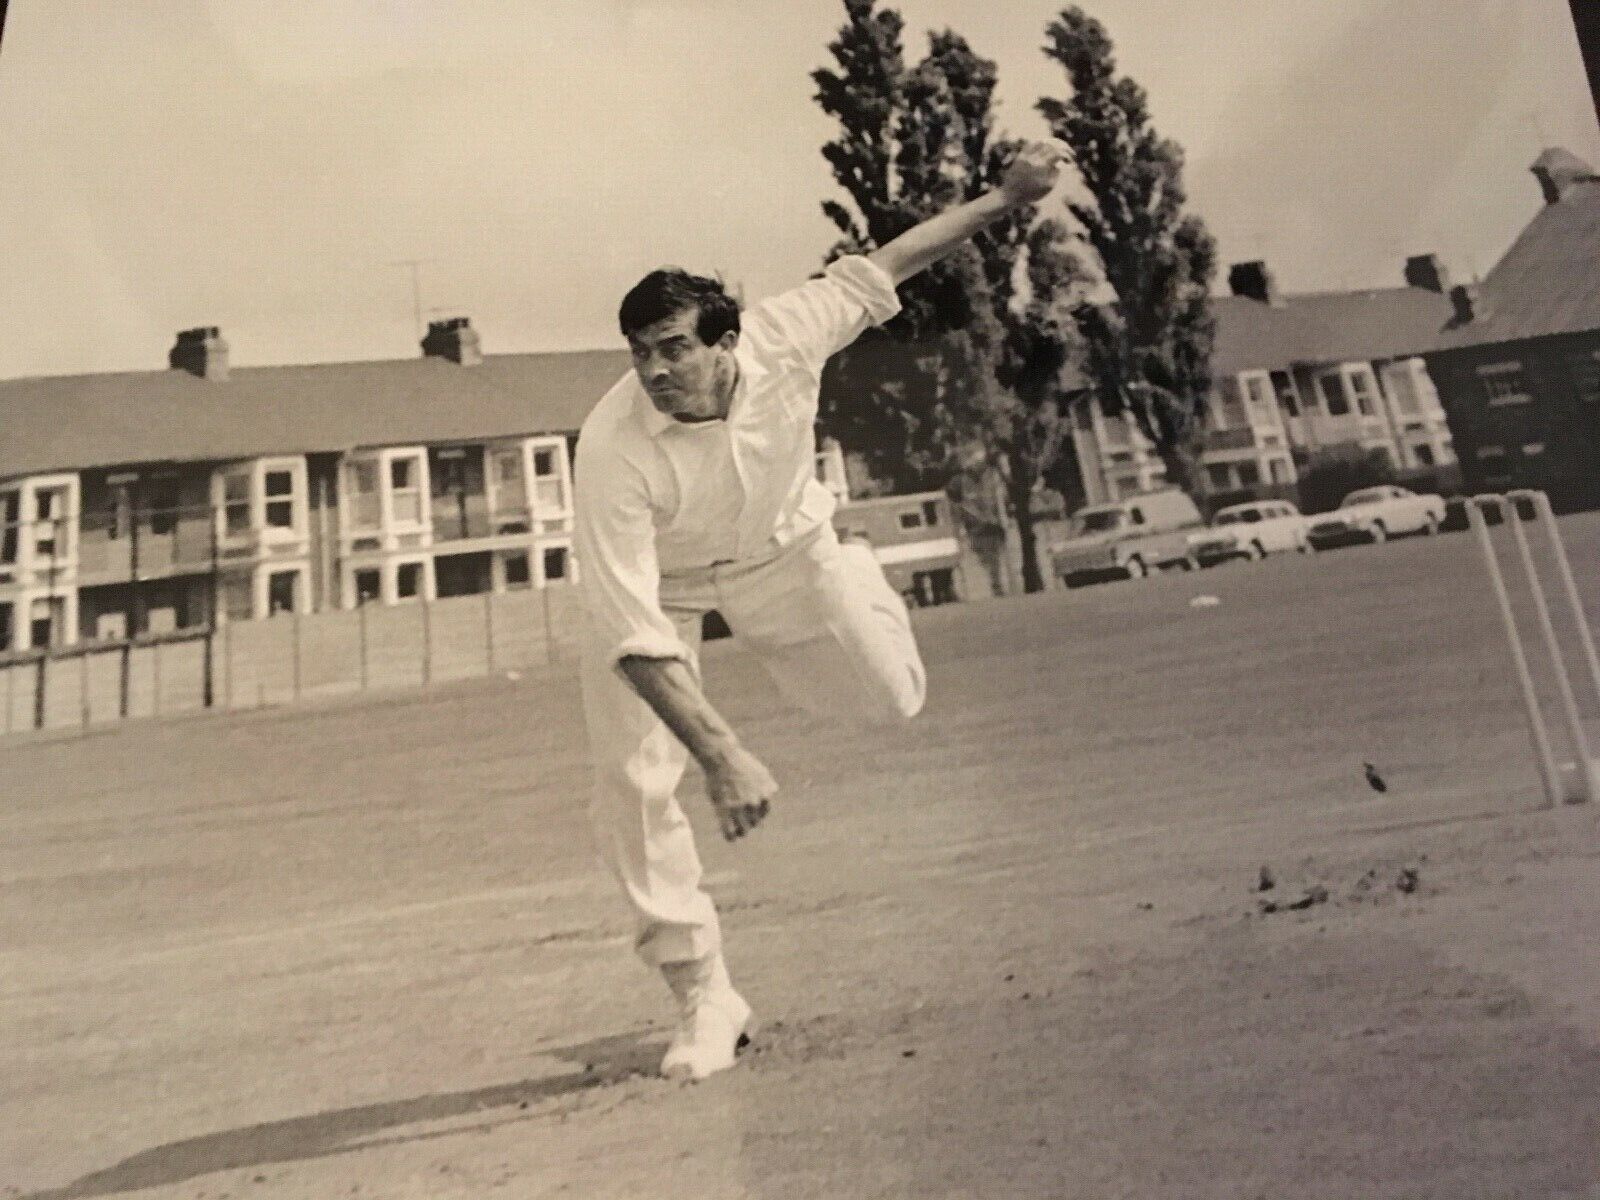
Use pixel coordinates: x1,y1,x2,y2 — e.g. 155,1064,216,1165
635,342,763,439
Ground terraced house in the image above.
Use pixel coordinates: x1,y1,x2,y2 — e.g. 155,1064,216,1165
1072,255,1460,511
0,319,626,654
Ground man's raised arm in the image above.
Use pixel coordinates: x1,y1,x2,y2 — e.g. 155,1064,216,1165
867,141,1065,287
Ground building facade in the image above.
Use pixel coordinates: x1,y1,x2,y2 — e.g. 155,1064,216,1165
1070,256,1460,512
0,321,625,654
1423,149,1600,510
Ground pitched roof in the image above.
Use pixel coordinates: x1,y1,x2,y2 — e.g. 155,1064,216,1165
1213,286,1455,376
1434,178,1600,351
0,348,631,479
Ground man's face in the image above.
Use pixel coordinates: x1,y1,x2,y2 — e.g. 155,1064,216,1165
628,307,735,422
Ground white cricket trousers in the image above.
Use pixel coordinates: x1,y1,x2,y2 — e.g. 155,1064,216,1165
580,523,927,968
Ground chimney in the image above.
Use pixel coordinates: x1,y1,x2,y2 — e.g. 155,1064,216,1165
421,316,482,366
1404,254,1450,294
169,326,229,381
1449,283,1489,325
1228,260,1280,306
1531,148,1598,204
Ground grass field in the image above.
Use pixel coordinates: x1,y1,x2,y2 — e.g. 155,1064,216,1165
4,516,1600,1198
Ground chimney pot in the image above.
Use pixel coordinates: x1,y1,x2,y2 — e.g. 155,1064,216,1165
169,326,230,381
1404,254,1450,294
1449,283,1488,326
1531,147,1598,204
1228,260,1280,306
421,316,482,365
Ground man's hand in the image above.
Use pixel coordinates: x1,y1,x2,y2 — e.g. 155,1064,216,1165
1000,140,1067,207
618,654,776,843
704,745,778,842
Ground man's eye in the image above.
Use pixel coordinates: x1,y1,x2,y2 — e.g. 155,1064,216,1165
663,343,687,362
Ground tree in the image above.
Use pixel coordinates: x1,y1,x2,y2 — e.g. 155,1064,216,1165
1037,6,1217,501
812,1,1082,591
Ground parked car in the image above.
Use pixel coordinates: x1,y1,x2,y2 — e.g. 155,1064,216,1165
1305,485,1447,549
1187,499,1311,566
1052,488,1204,587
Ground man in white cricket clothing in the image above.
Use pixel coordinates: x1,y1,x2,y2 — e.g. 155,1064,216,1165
574,140,1064,1081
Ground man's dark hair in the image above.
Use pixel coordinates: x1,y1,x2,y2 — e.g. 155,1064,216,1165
618,268,741,345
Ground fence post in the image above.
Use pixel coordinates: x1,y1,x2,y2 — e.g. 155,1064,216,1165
358,600,369,690
542,581,554,666
119,642,131,719
484,592,495,673
223,618,234,710
33,652,46,731
420,598,432,687
292,612,303,700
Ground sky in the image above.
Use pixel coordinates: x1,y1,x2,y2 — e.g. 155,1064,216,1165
0,0,1596,380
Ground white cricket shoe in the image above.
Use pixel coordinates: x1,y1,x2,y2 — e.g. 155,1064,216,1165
659,956,755,1082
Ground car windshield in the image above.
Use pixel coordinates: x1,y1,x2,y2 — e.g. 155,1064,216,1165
1342,488,1388,507
1076,509,1123,533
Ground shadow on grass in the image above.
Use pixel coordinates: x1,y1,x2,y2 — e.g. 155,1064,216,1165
21,1029,664,1199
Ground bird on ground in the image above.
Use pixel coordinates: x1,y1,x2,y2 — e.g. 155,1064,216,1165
1364,762,1388,793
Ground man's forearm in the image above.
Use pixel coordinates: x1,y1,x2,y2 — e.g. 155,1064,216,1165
867,189,1016,286
618,655,742,768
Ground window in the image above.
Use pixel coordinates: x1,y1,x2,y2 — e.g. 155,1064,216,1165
1568,350,1600,404
1478,362,1532,407
898,510,924,530
267,571,298,616
264,470,295,529
1320,373,1351,417
1218,378,1249,428
148,477,180,535
532,446,566,512
33,487,63,558
391,457,423,523
1348,370,1377,417
1074,401,1093,432
504,552,531,589
922,500,940,526
354,569,381,606
543,546,569,581
1270,370,1301,418
0,602,13,651
1236,460,1261,487
1128,506,1146,526
1413,444,1436,466
1206,463,1232,490
1,491,17,565
1269,458,1291,484
108,482,133,540
433,452,466,497
1245,374,1273,416
222,472,251,537
396,562,423,600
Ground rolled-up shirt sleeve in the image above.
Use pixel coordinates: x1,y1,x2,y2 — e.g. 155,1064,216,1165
573,440,690,668
748,254,902,376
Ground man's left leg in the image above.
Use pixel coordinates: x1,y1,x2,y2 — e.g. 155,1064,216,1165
719,525,926,727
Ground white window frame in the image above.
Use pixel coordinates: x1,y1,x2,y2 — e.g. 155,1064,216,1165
537,541,572,586
525,436,573,522
258,563,308,619
212,457,308,548
383,449,430,532
390,555,434,604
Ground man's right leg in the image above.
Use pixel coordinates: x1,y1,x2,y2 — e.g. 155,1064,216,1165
579,605,753,1079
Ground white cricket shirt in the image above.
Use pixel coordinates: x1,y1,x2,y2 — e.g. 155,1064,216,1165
573,255,902,667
